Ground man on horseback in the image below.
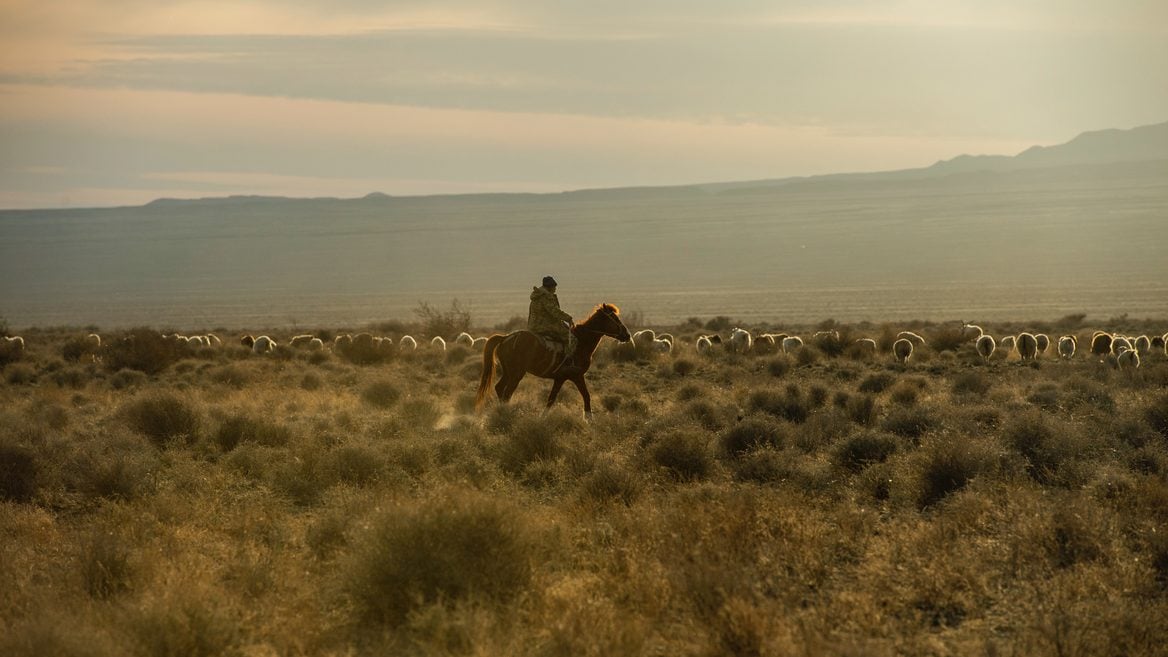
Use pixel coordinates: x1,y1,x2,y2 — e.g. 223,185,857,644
528,275,580,375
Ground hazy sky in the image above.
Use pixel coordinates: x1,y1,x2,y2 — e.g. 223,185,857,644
1,0,1166,208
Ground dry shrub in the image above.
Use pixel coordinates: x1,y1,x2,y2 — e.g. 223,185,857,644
208,365,250,389
64,432,159,501
214,414,292,452
951,371,990,397
720,416,787,456
1146,392,1168,439
5,363,36,385
651,429,714,481
881,406,938,440
1027,383,1060,411
361,380,401,408
846,393,879,426
579,458,642,506
0,441,39,502
319,443,384,487
1003,411,1075,485
81,527,134,599
676,383,706,402
858,372,896,394
109,368,147,390
833,431,898,473
747,385,809,423
1062,376,1116,414
498,410,579,474
121,592,241,657
684,399,726,431
767,357,790,378
915,439,987,508
888,382,919,406
61,336,98,362
672,358,697,376
300,372,322,391
122,392,201,447
344,490,534,625
104,328,186,374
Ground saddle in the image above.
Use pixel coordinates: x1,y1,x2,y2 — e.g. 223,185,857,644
533,332,566,356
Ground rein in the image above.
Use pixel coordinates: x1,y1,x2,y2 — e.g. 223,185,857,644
573,318,622,340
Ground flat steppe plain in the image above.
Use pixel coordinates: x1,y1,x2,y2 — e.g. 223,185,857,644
2,319,1167,656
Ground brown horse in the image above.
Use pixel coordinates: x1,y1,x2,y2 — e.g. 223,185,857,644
475,303,631,418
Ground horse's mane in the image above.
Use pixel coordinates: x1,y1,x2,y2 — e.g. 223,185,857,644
594,303,620,316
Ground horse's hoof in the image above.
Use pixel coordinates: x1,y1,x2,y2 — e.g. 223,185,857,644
583,411,593,422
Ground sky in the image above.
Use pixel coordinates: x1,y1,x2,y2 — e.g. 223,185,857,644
1,0,1166,209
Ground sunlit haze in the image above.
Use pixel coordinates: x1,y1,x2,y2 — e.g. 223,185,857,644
1,0,1166,208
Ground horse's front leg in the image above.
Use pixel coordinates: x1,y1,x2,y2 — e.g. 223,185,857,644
545,378,566,409
571,375,592,420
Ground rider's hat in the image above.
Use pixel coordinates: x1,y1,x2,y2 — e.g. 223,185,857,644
542,275,558,288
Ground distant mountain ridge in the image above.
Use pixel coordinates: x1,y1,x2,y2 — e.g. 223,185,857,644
86,119,1168,209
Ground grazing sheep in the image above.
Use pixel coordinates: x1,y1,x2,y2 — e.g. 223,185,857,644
289,334,316,348
308,337,325,351
975,335,996,362
961,323,984,341
252,335,276,354
1000,335,1016,354
897,331,926,346
190,335,210,347
1016,333,1038,361
728,328,752,354
781,336,804,354
472,336,487,349
1034,334,1050,356
399,335,418,351
377,337,395,353
1057,336,1077,360
240,335,255,348
1111,336,1133,356
752,334,777,354
813,329,840,341
1151,335,1165,350
1135,335,1152,356
455,332,475,348
853,338,878,352
696,335,714,354
632,329,656,348
431,336,447,350
206,334,222,347
893,338,913,363
657,332,675,346
1117,347,1140,370
652,338,672,354
3,336,25,352
86,333,102,349
1090,332,1112,357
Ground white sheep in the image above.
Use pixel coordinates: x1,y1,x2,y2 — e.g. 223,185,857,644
3,336,25,352
289,334,316,348
1057,336,1077,360
334,334,353,349
782,336,804,354
308,337,325,351
975,335,996,362
86,333,102,349
653,338,672,354
377,337,395,353
751,334,777,353
1016,333,1038,361
1089,331,1112,357
893,338,913,363
455,332,475,348
1034,333,1050,356
1111,336,1133,356
1117,347,1140,370
240,335,255,348
399,335,418,351
1000,335,1016,354
961,323,984,341
696,335,713,354
252,335,276,354
1135,335,1151,356
472,336,487,349
206,334,222,347
728,328,752,354
430,336,447,351
897,331,927,346
853,338,878,353
656,332,675,346
632,329,656,348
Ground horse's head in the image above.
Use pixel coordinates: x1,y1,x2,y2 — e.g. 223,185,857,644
588,303,631,342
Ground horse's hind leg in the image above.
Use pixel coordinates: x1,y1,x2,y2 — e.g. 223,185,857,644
500,372,526,402
545,378,565,409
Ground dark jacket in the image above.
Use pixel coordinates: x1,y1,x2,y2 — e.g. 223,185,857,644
528,286,572,341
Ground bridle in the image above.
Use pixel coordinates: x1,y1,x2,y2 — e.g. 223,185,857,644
573,310,626,340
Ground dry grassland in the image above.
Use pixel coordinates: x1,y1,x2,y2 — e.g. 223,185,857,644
2,319,1167,656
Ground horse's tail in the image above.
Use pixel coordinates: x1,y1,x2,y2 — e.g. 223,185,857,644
475,334,506,412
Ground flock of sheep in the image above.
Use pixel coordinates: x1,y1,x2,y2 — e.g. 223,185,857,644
2,323,1165,370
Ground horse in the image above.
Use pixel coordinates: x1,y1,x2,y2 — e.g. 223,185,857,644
475,303,631,418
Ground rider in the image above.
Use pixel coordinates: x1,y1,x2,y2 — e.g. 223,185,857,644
528,275,579,374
